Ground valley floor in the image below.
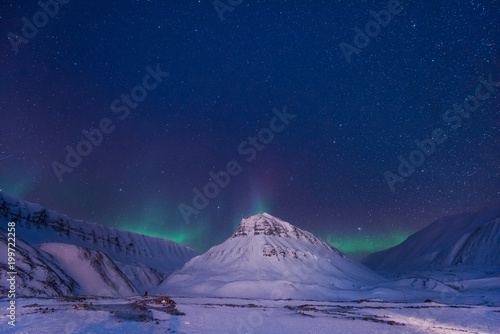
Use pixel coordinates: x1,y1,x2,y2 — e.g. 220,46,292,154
1,296,499,334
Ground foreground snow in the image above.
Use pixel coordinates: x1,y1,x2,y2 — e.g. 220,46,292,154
1,296,499,333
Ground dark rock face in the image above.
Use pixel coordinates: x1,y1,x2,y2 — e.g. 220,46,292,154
231,213,331,248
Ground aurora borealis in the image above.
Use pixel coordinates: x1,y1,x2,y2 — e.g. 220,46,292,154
1,1,499,258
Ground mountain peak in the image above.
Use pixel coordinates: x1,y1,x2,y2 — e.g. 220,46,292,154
231,213,329,247
159,213,384,299
232,213,294,237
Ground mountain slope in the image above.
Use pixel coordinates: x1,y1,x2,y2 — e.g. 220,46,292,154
39,243,137,297
0,192,197,295
157,213,385,300
362,207,500,273
452,218,500,266
0,230,77,297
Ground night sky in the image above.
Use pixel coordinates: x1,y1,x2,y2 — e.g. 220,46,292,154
1,1,499,259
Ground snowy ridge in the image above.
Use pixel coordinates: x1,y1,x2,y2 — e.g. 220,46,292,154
39,243,137,297
0,192,196,273
362,207,500,273
452,218,500,266
232,213,334,250
0,230,77,297
157,213,385,300
0,192,197,296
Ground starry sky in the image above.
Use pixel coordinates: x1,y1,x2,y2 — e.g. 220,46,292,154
1,0,499,259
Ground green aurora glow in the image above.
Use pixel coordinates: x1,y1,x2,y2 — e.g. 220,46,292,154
116,203,207,246
114,195,411,258
0,175,32,199
324,231,411,258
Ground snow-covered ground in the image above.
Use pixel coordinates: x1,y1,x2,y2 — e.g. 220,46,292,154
1,296,499,334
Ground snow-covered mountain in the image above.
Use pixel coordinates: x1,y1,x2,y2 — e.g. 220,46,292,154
157,213,385,300
362,207,500,273
0,229,77,297
0,192,197,296
39,243,137,297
